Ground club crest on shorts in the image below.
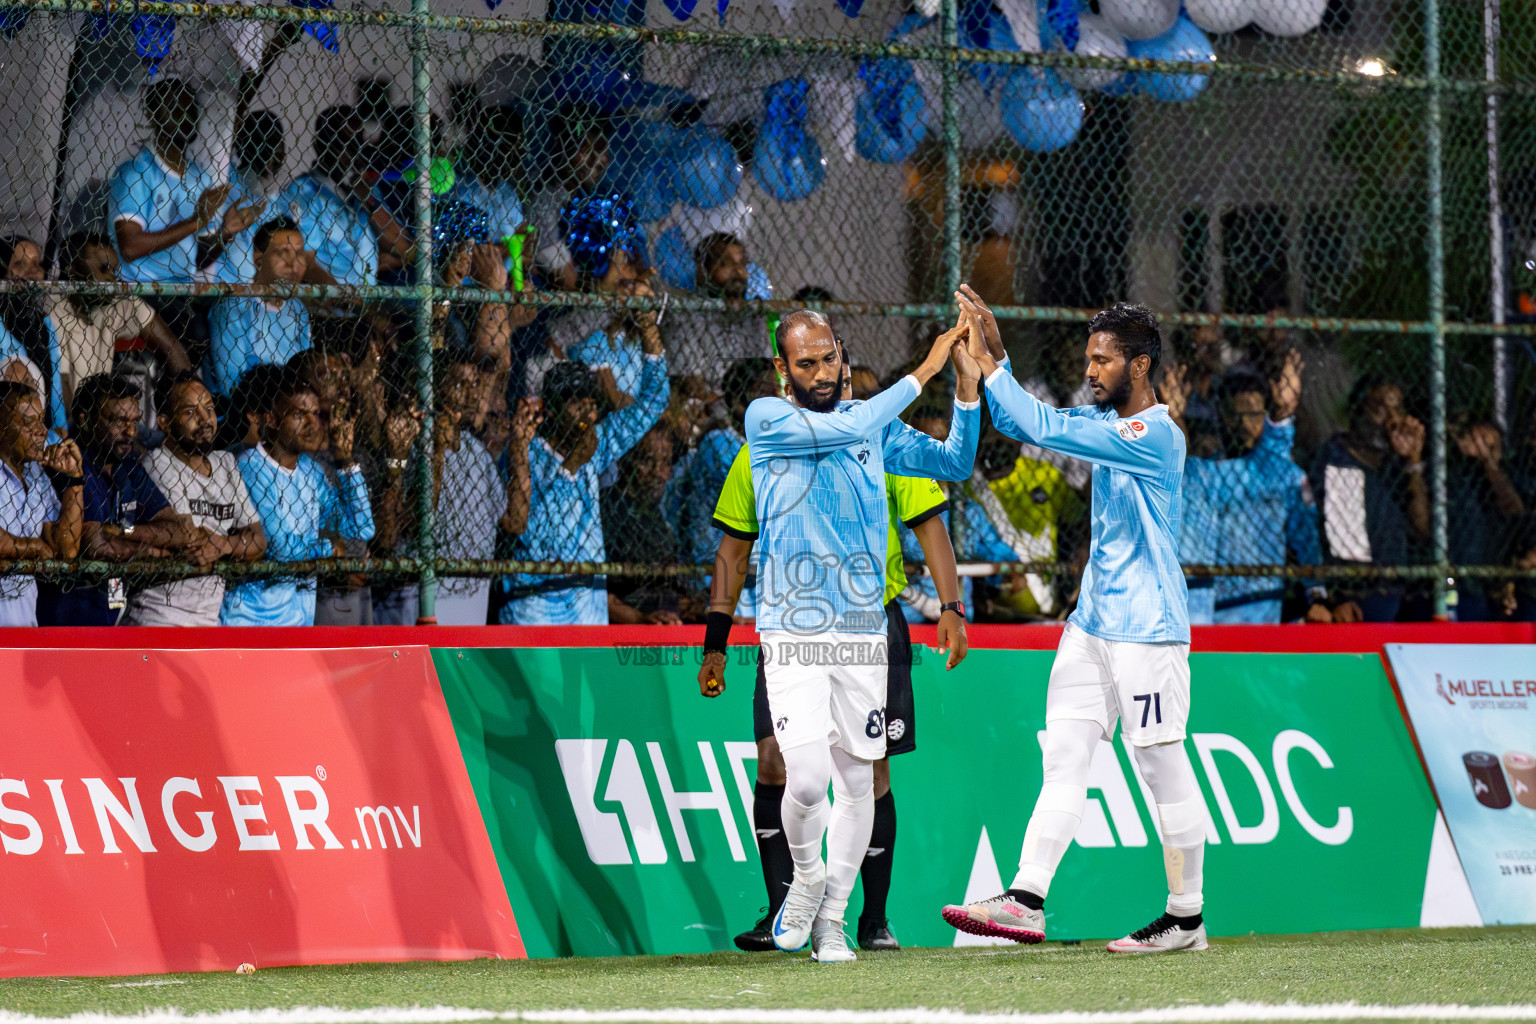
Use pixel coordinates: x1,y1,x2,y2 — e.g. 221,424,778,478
886,718,906,741
1115,419,1147,442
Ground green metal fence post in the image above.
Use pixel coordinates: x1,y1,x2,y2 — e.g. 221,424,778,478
411,0,438,622
1425,0,1449,619
940,0,961,309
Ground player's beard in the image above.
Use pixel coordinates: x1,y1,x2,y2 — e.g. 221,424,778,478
790,376,839,413
1094,374,1133,412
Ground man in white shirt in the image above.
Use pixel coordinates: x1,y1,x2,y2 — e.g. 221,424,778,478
0,382,83,626
124,372,267,625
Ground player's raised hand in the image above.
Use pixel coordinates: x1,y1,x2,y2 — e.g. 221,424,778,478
950,316,982,383
958,284,1005,359
954,292,998,373
935,608,969,671
698,650,727,698
916,320,969,384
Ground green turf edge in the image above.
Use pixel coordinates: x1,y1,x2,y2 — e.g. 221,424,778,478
0,926,1532,1017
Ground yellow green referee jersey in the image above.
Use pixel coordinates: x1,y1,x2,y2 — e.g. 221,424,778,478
711,443,949,607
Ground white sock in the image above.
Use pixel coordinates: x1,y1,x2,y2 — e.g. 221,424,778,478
1134,741,1205,916
780,742,833,886
1010,719,1101,898
819,746,874,924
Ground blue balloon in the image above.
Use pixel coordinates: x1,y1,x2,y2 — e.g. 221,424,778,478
855,60,928,163
958,0,1020,93
604,119,677,222
654,225,695,290
673,127,742,210
1124,15,1214,102
753,79,826,202
1000,68,1083,152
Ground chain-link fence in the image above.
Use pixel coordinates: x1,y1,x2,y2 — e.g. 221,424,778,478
0,0,1533,626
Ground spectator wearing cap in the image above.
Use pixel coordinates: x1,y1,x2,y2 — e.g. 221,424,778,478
450,104,528,255
38,374,198,626
0,381,82,626
0,236,66,431
221,367,375,626
123,373,267,626
1310,375,1430,622
48,233,190,417
208,217,312,396
498,334,669,625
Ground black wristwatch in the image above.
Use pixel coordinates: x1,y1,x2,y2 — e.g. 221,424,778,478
939,601,965,619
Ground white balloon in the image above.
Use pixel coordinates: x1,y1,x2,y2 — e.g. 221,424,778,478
1101,0,1178,41
994,0,1042,52
1184,0,1251,34
1061,13,1128,93
1252,0,1327,36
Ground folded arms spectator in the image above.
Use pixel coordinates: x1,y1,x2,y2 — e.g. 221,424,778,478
124,373,267,626
0,382,82,626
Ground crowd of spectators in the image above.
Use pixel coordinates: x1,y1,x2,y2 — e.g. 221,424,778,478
0,74,1532,627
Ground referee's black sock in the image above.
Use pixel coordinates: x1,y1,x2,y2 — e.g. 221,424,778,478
753,782,792,919
858,790,897,926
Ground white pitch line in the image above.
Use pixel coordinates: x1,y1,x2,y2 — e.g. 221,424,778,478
2,1005,1536,1024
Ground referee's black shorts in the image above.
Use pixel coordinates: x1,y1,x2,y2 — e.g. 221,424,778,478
752,599,916,757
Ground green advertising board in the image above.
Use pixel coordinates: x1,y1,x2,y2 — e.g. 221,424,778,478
434,645,1436,958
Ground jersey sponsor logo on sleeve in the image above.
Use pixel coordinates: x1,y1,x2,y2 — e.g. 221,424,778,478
1116,420,1147,442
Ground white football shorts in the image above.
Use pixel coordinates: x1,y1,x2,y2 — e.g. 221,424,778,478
759,630,889,761
1045,623,1190,746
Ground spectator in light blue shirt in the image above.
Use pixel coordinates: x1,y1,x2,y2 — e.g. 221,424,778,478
0,382,83,626
208,217,312,396
218,111,289,287
0,237,66,431
277,106,412,288
222,367,375,625
108,79,265,285
499,341,670,625
451,104,527,253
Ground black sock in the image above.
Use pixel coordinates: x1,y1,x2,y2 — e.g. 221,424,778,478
1007,888,1045,910
1168,911,1203,929
858,790,897,925
754,782,793,919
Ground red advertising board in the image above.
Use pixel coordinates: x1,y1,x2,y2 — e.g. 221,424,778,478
0,645,524,977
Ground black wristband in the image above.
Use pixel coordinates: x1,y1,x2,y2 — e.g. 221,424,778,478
703,610,733,655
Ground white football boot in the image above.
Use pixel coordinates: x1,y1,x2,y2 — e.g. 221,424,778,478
810,917,857,963
940,893,1046,944
1106,912,1209,954
771,876,825,952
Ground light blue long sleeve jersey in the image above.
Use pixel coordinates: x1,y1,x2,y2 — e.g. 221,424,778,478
984,362,1188,643
221,446,376,626
745,376,980,635
208,297,312,395
1180,416,1321,624
498,352,670,625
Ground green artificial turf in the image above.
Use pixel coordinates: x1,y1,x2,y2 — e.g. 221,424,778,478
0,927,1532,1020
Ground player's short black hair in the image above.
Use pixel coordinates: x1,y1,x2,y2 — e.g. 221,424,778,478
253,216,301,256
269,366,318,415
1217,367,1269,403
541,361,603,409
722,357,775,413
1088,302,1162,377
774,308,832,358
0,380,39,419
154,370,208,416
73,373,140,426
